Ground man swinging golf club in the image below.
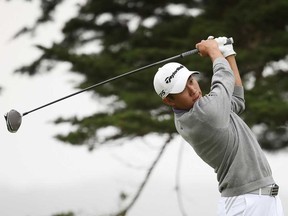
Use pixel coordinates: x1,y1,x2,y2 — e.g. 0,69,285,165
153,36,284,215
3,37,233,133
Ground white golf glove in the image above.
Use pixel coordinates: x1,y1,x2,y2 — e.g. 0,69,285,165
207,36,236,57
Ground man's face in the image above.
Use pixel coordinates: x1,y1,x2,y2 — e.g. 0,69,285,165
163,76,202,110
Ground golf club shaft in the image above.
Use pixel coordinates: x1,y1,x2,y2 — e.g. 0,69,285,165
22,37,233,116
22,49,198,116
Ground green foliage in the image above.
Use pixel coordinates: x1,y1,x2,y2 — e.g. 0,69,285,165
52,212,74,216
13,0,288,149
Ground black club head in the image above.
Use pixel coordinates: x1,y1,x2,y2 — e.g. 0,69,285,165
4,109,22,133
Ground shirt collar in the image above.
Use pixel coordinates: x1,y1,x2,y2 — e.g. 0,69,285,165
172,107,189,114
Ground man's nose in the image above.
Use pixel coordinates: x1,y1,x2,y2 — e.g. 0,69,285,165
188,85,196,95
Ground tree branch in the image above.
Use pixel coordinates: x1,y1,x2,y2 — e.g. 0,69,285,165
102,135,173,216
175,139,189,216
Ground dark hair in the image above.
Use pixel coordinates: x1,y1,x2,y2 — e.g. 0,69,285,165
166,94,174,100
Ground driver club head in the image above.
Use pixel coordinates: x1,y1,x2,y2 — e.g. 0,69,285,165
4,109,22,133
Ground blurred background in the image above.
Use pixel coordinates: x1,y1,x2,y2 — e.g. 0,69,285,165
0,0,287,216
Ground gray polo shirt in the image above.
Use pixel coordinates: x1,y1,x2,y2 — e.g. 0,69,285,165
174,57,274,197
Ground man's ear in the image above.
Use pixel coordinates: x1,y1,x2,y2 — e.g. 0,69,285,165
162,97,175,107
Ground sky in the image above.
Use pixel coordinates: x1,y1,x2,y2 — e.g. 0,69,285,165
0,1,287,216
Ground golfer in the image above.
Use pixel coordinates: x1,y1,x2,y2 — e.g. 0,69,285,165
153,37,284,215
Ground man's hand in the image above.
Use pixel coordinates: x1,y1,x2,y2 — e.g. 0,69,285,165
207,36,242,86
208,36,236,58
196,39,223,61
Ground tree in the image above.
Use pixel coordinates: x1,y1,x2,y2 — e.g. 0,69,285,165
52,212,75,216
8,0,288,215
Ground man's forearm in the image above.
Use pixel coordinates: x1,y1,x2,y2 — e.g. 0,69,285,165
226,56,242,87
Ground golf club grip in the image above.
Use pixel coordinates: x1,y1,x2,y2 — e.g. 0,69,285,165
181,49,199,57
225,37,234,45
181,37,234,58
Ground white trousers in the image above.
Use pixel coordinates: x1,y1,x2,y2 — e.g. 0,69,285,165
217,194,284,216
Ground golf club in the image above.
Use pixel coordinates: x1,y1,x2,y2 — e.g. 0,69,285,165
4,37,234,133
